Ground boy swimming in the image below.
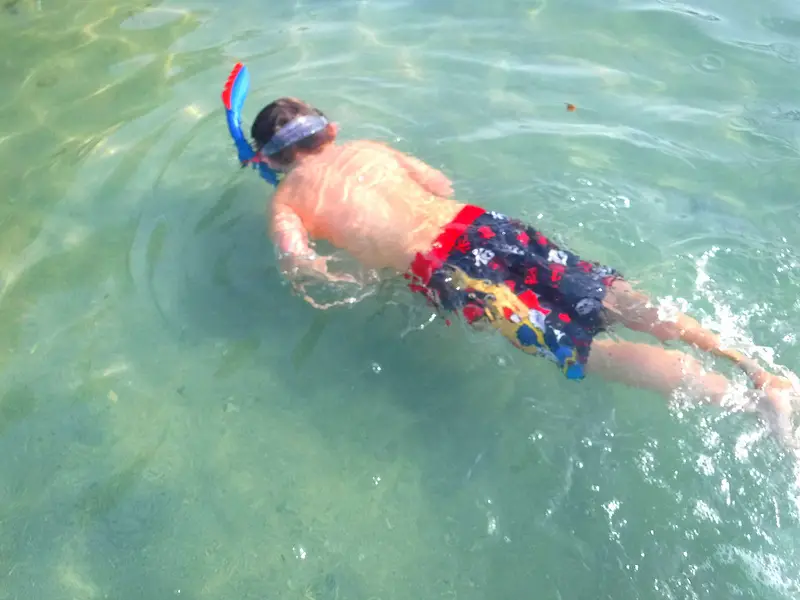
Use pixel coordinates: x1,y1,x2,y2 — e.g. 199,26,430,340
249,96,798,439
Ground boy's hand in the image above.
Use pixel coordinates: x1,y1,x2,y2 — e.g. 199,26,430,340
293,254,358,285
271,203,355,285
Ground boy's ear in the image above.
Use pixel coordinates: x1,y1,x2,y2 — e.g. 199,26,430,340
328,122,339,137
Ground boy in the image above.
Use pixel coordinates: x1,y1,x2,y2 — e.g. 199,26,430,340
250,97,798,437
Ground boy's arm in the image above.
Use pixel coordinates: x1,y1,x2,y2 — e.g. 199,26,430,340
270,202,328,280
270,200,356,285
391,149,454,198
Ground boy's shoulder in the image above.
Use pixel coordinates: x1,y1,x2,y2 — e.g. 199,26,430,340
324,140,402,170
280,140,390,187
343,138,397,154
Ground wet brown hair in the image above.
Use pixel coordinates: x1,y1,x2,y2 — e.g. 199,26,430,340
251,97,334,167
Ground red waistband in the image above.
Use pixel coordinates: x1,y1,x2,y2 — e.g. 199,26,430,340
409,204,486,285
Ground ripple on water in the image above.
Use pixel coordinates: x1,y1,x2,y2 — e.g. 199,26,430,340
727,38,800,64
770,41,800,63
691,53,726,73
653,0,722,22
760,15,800,39
5,1,800,599
119,6,189,31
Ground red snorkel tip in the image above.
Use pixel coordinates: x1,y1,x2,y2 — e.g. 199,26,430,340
221,62,244,110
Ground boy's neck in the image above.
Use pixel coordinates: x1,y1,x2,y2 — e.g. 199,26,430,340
286,142,337,171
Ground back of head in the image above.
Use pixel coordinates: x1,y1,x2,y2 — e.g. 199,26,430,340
251,97,334,168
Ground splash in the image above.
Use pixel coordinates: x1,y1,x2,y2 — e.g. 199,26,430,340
716,545,800,597
693,246,775,367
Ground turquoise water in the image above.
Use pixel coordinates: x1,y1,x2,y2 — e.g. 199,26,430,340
3,0,800,598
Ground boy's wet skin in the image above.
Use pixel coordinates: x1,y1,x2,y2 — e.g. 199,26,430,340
251,96,799,444
272,139,463,272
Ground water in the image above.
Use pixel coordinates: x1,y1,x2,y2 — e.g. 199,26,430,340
2,0,800,598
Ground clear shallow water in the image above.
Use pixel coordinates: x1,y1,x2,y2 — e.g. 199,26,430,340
2,0,800,598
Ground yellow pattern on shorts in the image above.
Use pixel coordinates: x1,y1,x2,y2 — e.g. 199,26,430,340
445,268,582,377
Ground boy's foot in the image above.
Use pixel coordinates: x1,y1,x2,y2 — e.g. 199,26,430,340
749,374,800,448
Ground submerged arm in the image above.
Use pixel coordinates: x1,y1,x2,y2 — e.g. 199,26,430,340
269,200,358,292
270,202,327,279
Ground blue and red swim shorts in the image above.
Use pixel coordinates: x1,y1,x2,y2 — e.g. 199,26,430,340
406,205,621,380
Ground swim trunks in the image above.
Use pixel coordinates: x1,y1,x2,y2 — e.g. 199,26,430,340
407,205,621,380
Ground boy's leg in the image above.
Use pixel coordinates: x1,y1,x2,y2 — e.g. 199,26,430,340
586,338,732,405
603,279,766,383
586,338,796,441
602,280,800,428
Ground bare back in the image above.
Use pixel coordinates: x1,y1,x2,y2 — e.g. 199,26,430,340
273,141,464,271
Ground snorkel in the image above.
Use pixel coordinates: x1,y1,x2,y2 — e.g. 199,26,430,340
222,63,331,187
221,63,280,186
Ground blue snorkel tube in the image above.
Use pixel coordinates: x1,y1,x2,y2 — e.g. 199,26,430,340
221,63,280,187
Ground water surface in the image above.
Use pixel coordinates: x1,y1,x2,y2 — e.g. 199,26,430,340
2,0,800,598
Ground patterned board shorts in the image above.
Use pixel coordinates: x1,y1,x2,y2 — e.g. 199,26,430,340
406,205,621,380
